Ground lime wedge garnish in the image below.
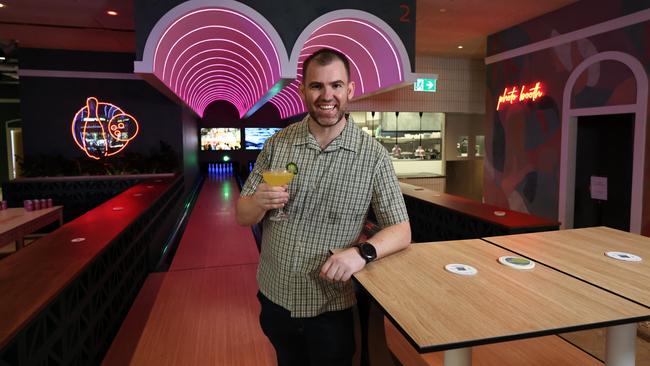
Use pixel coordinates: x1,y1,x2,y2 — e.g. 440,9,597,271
286,162,298,175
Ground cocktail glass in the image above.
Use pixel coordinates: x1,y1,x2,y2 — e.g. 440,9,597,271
262,169,295,221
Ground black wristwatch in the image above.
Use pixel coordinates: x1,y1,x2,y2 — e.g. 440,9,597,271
354,242,377,263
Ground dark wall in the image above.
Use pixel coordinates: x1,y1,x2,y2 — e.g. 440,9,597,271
484,0,650,234
20,76,182,160
135,0,416,71
18,49,183,168
181,106,200,190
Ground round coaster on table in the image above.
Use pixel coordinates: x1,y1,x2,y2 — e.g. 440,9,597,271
605,251,642,262
445,263,478,276
493,210,506,217
70,237,86,243
498,256,535,270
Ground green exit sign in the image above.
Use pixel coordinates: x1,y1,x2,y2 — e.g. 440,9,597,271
414,78,437,92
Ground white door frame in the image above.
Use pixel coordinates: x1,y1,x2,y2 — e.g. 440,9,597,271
559,51,647,233
4,119,21,180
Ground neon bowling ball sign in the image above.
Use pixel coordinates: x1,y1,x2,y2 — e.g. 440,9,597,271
71,97,140,159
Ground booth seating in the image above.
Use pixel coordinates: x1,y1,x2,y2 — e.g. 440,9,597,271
0,174,183,366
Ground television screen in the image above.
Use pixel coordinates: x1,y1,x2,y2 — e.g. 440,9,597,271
245,127,282,150
200,128,241,151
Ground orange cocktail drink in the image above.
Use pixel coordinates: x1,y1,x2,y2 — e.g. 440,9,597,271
262,169,295,221
262,170,294,187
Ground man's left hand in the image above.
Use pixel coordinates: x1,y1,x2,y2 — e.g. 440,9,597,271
319,247,366,282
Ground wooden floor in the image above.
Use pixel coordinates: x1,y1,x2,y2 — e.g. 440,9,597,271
103,174,275,365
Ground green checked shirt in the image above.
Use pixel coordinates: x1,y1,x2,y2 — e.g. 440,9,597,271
241,115,409,317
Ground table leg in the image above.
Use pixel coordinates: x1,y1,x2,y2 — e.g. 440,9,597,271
605,323,636,366
444,347,471,366
357,286,398,366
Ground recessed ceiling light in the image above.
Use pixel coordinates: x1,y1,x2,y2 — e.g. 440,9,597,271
0,3,6,8
458,45,464,49
106,10,118,16
0,57,5,61
439,8,447,13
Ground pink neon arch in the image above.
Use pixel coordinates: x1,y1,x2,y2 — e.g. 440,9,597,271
190,78,254,110
269,17,405,119
181,63,261,103
186,71,257,106
150,6,285,117
197,91,246,111
191,82,252,112
174,50,266,96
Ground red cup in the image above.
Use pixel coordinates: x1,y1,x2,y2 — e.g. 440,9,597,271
24,200,33,211
47,198,53,208
34,199,41,210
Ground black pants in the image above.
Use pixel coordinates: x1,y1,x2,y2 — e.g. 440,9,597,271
257,292,355,366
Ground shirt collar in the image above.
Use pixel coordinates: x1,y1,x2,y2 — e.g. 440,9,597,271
293,114,359,153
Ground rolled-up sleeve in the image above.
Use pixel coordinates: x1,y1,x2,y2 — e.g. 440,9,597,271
370,150,409,228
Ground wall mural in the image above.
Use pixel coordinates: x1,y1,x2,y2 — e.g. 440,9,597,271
71,97,140,159
485,2,650,235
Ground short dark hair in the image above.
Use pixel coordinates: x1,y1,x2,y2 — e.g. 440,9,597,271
301,48,350,82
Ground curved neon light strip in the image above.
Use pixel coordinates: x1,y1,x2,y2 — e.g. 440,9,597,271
194,88,246,111
307,33,381,87
184,67,256,106
197,90,240,115
197,91,244,113
182,66,256,107
193,84,250,113
174,52,264,97
271,88,303,117
268,100,286,117
163,25,275,84
188,72,256,108
180,63,259,104
197,93,243,114
155,8,280,79
311,18,402,81
269,93,291,117
163,38,270,90
270,81,302,117
267,97,285,116
190,78,253,115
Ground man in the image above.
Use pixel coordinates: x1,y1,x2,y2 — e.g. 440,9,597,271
236,48,410,366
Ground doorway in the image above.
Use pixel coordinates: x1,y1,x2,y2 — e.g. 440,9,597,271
573,114,633,231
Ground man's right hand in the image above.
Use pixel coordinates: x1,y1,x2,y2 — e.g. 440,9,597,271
253,183,289,211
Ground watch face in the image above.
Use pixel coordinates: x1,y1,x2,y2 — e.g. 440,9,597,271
360,243,377,261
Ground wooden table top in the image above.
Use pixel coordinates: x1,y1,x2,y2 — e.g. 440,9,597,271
399,183,559,230
484,226,650,307
353,239,650,352
0,206,62,230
